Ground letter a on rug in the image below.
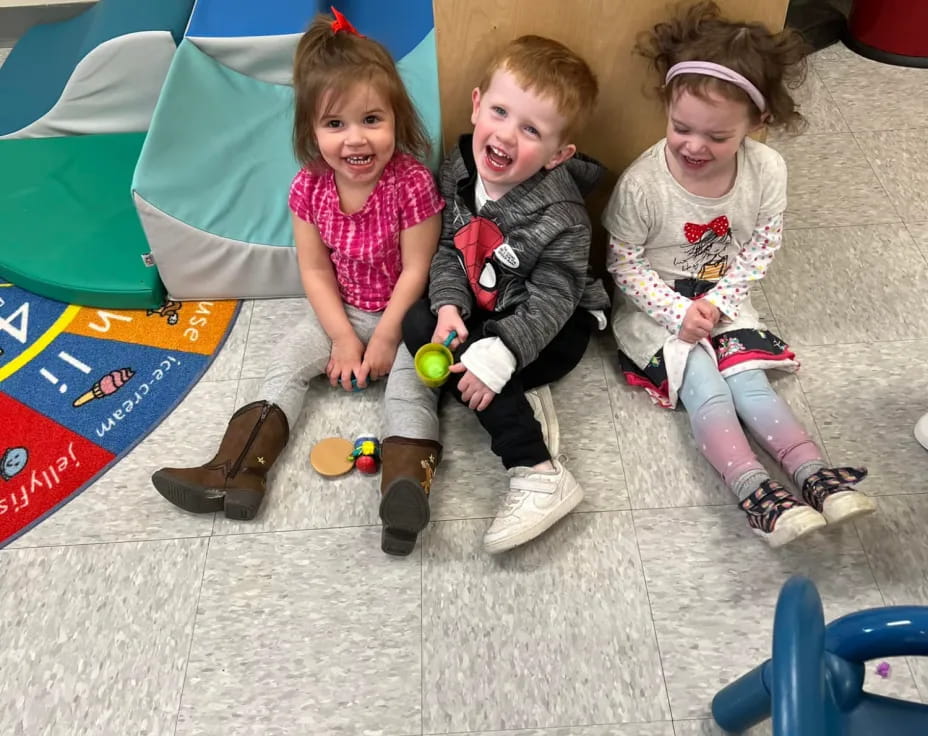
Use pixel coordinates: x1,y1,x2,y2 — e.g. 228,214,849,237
0,283,240,547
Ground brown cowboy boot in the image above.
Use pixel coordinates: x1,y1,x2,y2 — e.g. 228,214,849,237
378,436,442,556
151,401,289,520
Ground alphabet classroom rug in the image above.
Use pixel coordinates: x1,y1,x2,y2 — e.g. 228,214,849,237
0,283,240,547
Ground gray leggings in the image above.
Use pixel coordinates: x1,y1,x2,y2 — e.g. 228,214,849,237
259,302,439,440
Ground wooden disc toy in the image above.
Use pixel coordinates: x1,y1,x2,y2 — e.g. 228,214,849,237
310,437,355,477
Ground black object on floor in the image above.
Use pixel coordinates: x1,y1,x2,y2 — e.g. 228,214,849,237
786,0,848,53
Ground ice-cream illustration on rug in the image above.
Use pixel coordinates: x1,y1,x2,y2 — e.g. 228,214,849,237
72,368,135,408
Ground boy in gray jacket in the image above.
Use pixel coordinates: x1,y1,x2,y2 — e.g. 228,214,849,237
378,35,609,556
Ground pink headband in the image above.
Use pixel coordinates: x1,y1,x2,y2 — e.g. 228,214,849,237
665,61,766,113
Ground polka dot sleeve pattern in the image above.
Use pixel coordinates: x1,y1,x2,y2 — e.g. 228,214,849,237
704,212,784,320
607,234,692,334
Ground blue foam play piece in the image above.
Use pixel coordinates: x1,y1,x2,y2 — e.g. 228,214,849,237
134,40,298,248
185,0,318,39
332,0,435,59
185,0,433,60
0,0,195,137
397,28,442,171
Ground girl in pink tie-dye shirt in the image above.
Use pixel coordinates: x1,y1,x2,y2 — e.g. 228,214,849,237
152,11,443,524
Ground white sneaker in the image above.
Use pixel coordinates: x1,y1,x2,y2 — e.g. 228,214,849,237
916,412,928,450
525,384,560,456
483,458,583,554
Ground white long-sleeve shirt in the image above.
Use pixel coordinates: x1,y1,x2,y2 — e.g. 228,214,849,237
602,137,787,369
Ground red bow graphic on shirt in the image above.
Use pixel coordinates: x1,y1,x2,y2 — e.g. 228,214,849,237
684,216,730,243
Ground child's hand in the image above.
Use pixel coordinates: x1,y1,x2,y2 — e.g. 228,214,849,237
449,363,496,411
327,334,365,391
361,334,398,384
433,305,468,350
699,299,722,326
679,301,715,343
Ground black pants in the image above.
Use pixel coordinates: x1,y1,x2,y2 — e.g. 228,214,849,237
402,299,593,468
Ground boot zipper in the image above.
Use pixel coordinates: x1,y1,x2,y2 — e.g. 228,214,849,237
230,401,271,478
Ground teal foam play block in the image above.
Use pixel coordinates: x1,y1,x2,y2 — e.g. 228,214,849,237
0,134,165,308
133,39,299,248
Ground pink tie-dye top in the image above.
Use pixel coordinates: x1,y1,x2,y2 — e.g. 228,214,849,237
288,152,444,312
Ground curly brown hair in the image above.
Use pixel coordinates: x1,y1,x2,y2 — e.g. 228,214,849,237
636,1,809,132
292,13,429,168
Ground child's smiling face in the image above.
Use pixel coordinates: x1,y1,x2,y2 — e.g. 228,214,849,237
470,68,576,201
665,88,758,189
314,82,396,190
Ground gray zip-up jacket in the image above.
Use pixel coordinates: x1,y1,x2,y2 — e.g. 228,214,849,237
429,135,610,369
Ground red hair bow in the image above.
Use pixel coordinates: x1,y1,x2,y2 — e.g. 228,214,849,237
684,216,730,243
330,6,362,37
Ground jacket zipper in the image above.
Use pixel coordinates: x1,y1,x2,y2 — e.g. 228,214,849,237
230,401,270,478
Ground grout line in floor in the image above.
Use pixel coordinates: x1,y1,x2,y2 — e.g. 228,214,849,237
9,490,928,552
172,535,211,736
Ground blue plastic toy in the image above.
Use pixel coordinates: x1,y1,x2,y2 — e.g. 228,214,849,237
712,575,928,735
